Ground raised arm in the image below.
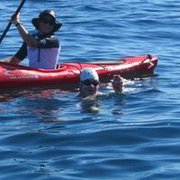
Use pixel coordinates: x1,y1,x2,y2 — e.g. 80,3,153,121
11,13,39,48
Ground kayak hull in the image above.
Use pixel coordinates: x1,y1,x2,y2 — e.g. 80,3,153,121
0,54,158,90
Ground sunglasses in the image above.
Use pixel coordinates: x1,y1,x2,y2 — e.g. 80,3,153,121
40,16,55,25
82,80,99,86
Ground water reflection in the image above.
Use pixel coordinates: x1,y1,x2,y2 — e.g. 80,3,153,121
0,88,70,122
0,77,157,122
80,98,101,114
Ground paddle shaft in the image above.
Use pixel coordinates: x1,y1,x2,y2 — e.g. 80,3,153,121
0,0,26,43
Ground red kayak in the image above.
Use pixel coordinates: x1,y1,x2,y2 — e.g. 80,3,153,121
0,54,158,90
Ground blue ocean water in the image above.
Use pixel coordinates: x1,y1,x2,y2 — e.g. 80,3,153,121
0,0,180,179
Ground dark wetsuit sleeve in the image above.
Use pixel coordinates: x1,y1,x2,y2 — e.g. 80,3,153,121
38,36,59,48
14,42,27,60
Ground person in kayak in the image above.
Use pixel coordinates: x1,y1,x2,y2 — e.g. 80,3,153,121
6,10,62,69
79,68,123,99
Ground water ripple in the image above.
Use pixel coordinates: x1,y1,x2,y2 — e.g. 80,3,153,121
0,0,180,179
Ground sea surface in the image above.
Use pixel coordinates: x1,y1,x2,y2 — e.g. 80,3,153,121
0,0,180,179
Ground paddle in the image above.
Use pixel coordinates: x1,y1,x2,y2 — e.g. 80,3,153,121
0,0,26,43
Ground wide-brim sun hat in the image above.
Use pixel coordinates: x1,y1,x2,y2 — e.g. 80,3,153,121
32,10,62,32
80,68,99,82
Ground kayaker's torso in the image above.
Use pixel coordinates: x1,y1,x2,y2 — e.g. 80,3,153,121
15,31,60,69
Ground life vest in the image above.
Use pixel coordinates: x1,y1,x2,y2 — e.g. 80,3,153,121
27,33,60,69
